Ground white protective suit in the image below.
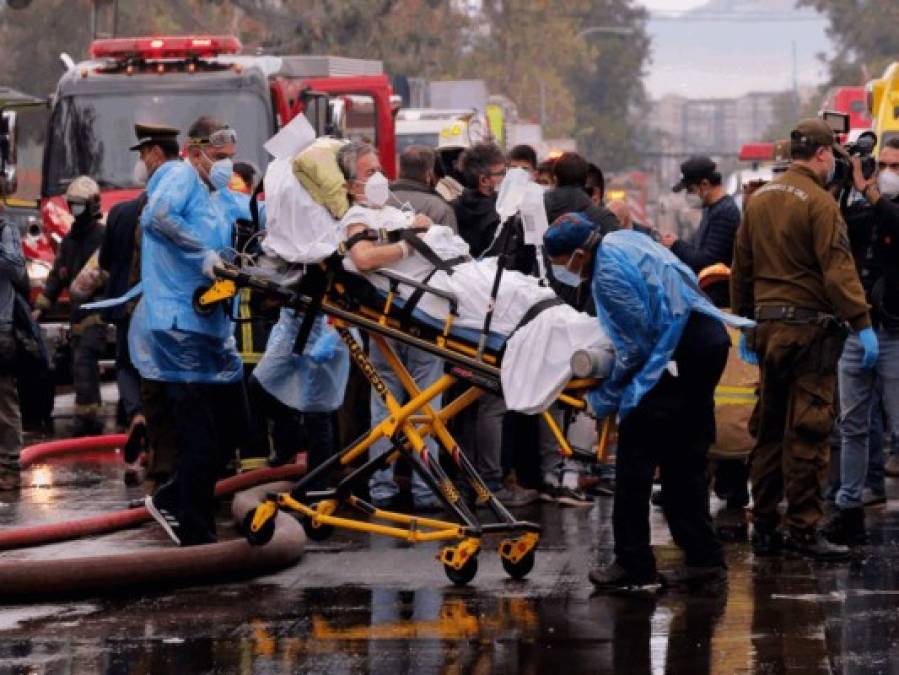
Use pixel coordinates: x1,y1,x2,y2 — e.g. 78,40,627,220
253,116,350,411
339,204,614,413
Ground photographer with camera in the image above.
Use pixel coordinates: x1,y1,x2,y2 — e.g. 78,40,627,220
823,137,899,546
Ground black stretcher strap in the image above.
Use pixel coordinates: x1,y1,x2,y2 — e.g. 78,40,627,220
249,180,264,231
393,255,471,324
341,226,428,254
341,226,466,275
393,229,465,274
508,296,565,340
292,265,333,355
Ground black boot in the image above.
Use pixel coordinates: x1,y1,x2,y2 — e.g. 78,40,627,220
784,530,850,561
822,507,867,547
589,562,657,590
751,523,783,556
659,565,727,588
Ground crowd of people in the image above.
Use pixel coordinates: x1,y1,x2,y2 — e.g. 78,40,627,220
0,109,897,591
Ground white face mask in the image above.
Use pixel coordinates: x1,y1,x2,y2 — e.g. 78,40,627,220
363,171,389,208
551,264,582,287
132,159,149,186
209,158,234,191
877,170,899,200
684,191,703,209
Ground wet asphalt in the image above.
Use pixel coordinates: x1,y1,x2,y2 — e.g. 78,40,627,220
2,421,899,673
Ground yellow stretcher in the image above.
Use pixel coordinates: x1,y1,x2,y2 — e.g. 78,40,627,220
195,259,606,585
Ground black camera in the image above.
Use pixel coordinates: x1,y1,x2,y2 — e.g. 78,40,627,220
832,131,878,187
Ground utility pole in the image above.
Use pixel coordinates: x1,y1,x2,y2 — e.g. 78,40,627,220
539,80,546,131
791,40,800,119
91,0,119,40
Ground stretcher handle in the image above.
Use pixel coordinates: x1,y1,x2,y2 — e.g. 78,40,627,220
374,269,459,315
212,264,295,302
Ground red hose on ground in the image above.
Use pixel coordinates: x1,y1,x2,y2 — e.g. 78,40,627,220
0,481,305,599
20,434,129,467
0,458,306,551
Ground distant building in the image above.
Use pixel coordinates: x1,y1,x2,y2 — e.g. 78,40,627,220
648,90,805,188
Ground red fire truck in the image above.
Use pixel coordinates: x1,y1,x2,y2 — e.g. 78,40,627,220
820,86,872,140
20,35,398,303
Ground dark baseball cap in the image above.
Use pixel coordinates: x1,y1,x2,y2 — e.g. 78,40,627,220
790,118,848,158
672,156,717,192
129,123,180,151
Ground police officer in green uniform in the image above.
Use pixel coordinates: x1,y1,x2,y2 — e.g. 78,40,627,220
731,118,877,561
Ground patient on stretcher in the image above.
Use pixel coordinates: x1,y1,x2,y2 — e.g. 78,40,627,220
256,127,613,414
339,166,613,414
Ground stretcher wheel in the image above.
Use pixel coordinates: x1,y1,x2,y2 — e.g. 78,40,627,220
242,509,275,546
192,286,215,316
501,550,535,580
301,515,335,542
444,555,478,586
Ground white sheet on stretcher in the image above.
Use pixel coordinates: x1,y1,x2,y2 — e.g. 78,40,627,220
339,205,614,413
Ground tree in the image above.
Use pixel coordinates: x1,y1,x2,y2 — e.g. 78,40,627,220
228,0,469,80
797,0,899,84
454,0,650,169
569,0,651,170
453,0,593,139
0,0,647,171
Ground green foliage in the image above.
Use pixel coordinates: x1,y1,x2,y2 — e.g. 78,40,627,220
798,0,899,84
0,0,649,170
455,0,650,170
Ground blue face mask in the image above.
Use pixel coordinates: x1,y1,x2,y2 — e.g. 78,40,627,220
209,158,234,191
552,264,582,287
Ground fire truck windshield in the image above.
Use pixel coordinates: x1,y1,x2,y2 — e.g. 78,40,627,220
43,90,271,196
395,132,439,155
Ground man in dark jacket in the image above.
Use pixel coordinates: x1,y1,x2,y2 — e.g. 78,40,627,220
663,156,740,276
544,152,619,235
823,139,899,545
99,192,147,480
452,141,506,257
450,141,542,506
34,176,108,436
392,145,457,231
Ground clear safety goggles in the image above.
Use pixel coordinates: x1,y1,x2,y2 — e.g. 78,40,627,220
188,127,238,148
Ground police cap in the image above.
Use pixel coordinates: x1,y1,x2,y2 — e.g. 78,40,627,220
791,118,848,158
129,123,180,151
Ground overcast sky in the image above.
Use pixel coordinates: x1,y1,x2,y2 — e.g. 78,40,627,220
634,0,833,99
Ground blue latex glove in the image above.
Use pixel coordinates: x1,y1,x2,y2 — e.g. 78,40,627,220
738,333,759,366
857,327,879,369
308,329,339,364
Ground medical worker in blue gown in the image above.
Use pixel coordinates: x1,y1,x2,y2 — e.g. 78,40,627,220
131,117,247,547
544,215,754,591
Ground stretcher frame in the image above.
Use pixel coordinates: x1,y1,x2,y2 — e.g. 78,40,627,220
197,260,605,584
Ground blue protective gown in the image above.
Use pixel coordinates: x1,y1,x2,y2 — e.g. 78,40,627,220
252,309,350,413
588,229,754,420
128,160,242,384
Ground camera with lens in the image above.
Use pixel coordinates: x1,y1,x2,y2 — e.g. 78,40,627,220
832,131,878,188
820,111,878,202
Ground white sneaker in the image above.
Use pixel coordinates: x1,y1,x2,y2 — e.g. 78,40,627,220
144,493,182,546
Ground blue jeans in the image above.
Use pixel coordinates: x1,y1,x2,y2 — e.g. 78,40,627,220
368,339,443,504
865,381,886,496
836,331,899,509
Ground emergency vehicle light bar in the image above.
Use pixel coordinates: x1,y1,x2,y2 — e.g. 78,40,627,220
90,35,242,61
738,143,775,162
